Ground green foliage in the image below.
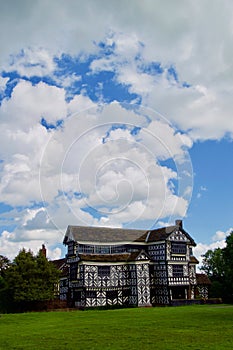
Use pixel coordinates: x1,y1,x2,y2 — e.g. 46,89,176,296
209,280,224,298
201,248,225,278
222,232,233,302
0,306,233,349
0,255,11,312
0,248,61,312
201,231,233,302
0,255,11,275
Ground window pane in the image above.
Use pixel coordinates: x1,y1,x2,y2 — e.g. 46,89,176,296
172,265,183,277
171,243,186,254
106,290,118,300
98,266,111,277
86,290,97,298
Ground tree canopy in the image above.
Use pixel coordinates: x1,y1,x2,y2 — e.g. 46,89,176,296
201,248,225,279
0,248,61,312
0,255,11,275
201,231,233,302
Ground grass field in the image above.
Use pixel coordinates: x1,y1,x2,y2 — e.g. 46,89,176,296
0,305,232,350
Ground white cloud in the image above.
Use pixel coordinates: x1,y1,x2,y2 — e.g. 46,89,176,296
212,228,233,242
0,76,8,91
68,94,97,116
1,0,233,90
0,154,42,206
0,80,67,130
90,57,115,74
140,119,193,161
0,78,70,206
56,110,192,227
119,67,154,95
89,29,233,141
6,48,55,77
2,20,233,142
1,0,233,258
0,83,194,255
196,185,207,199
0,229,62,261
194,227,233,270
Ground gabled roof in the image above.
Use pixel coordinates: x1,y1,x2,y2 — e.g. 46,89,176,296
63,225,148,244
63,220,196,246
52,258,66,269
129,250,150,261
190,256,199,264
196,273,211,285
146,226,176,242
51,258,68,277
146,226,196,245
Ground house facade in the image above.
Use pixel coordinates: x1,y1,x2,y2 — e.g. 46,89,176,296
195,273,211,299
61,220,204,308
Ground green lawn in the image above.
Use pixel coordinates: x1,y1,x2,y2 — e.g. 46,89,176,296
0,305,232,350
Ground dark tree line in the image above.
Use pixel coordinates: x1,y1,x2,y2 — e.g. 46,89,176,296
0,248,60,312
201,231,233,303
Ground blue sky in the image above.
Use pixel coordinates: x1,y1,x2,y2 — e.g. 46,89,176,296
187,139,233,240
0,1,232,263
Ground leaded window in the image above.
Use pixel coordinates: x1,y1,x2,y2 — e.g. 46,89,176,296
70,264,77,280
78,244,94,254
106,290,118,300
98,266,111,277
111,245,127,253
68,242,76,256
86,290,97,298
95,246,110,254
172,265,184,277
171,243,186,254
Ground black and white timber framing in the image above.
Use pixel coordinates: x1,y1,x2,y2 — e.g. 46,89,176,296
61,220,205,307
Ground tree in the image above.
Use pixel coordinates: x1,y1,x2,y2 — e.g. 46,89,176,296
201,231,233,302
0,255,11,275
201,248,225,298
222,231,233,302
1,248,61,312
223,231,233,273
0,255,11,312
201,248,225,279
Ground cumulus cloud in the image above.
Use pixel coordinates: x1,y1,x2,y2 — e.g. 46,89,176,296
1,0,233,94
0,80,67,128
5,48,55,77
89,30,233,141
211,228,233,243
39,102,193,229
0,76,193,257
1,0,229,76
194,227,233,270
1,0,233,259
0,229,62,261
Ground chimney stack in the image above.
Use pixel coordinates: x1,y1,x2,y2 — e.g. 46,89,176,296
41,244,47,257
175,219,183,228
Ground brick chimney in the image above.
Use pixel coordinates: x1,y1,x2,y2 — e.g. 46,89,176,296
175,219,183,228
41,244,47,257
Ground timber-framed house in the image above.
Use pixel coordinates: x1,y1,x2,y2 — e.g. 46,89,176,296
62,220,200,307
